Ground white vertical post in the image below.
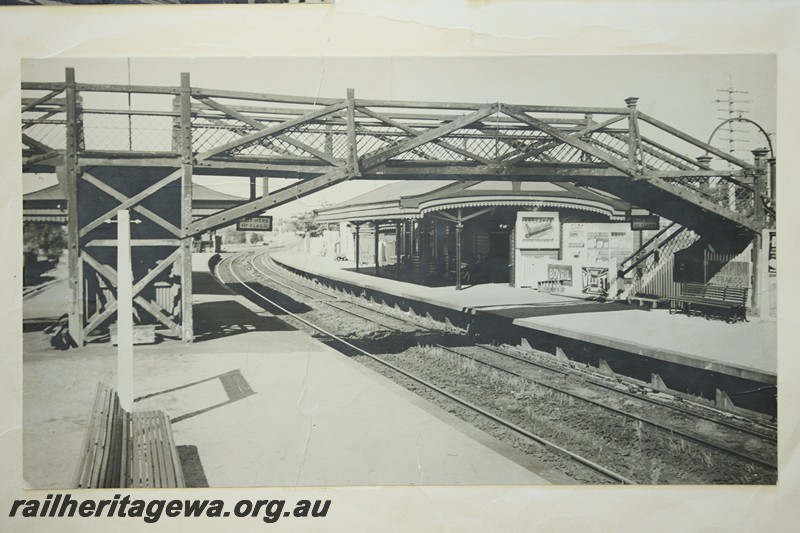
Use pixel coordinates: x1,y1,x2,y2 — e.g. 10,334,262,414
117,209,134,411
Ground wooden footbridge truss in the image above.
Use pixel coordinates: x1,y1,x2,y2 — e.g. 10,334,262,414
22,68,775,345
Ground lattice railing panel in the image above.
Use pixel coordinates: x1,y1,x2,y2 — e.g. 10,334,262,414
637,137,697,172
21,79,771,236
24,122,67,152
661,176,756,218
81,113,173,152
286,123,350,160
356,125,411,159
624,225,700,298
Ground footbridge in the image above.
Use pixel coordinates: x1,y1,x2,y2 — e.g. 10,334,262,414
22,68,775,344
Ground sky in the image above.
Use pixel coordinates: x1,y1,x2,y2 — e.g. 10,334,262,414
22,55,776,219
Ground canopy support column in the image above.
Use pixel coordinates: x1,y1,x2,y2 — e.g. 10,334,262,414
374,222,380,277
455,209,463,290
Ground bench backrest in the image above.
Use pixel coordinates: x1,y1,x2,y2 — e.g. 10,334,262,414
681,283,748,304
74,382,184,489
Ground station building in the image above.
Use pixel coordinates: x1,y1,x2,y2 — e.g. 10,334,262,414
314,180,672,299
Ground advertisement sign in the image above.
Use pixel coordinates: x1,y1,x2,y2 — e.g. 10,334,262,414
768,229,776,275
516,212,560,249
581,266,609,296
630,215,660,231
547,264,573,286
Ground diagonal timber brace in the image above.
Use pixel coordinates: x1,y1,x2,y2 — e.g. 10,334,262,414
503,114,629,165
358,106,493,165
187,166,352,236
81,249,183,337
194,96,344,166
360,104,497,170
81,171,182,237
500,105,635,176
79,170,182,238
195,100,349,162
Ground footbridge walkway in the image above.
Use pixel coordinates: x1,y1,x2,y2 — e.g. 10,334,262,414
22,68,775,344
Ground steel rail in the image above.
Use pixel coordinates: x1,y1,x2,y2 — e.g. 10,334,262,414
219,251,636,485
434,344,776,470
247,252,412,333
256,252,777,454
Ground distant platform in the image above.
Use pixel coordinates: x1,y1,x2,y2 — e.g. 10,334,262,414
271,250,777,385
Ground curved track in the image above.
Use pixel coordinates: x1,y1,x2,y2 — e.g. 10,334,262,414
215,249,778,484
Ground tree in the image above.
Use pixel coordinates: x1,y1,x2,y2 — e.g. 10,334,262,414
219,226,247,244
23,223,67,261
287,211,322,237
249,232,262,245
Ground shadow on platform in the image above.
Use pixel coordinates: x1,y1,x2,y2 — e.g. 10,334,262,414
193,271,235,296
343,259,509,288
177,445,209,488
475,300,643,319
23,318,60,333
193,300,295,342
342,265,456,288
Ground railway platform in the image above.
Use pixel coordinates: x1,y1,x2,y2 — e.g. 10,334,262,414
22,253,554,489
270,248,777,410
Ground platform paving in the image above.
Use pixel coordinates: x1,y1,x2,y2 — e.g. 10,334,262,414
271,249,777,382
22,253,553,489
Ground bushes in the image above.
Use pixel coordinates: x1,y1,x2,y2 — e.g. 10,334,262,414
23,223,66,262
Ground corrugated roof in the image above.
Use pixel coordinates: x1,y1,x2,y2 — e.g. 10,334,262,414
329,180,455,208
23,185,65,202
315,178,635,224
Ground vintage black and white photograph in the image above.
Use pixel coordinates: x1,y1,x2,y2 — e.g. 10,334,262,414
21,55,777,489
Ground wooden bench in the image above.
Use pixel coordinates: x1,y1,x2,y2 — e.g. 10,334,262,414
73,383,185,489
626,294,661,309
667,283,749,323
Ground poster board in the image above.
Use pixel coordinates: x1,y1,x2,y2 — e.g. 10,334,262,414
515,211,559,249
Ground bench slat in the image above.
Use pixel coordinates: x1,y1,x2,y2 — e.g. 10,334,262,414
163,411,183,487
680,283,747,304
131,412,143,488
91,384,115,489
120,411,130,489
75,383,184,489
72,382,106,488
153,413,170,487
138,413,157,488
669,283,749,323
160,410,184,487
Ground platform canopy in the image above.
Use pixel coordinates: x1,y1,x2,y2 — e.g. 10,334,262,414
314,179,648,224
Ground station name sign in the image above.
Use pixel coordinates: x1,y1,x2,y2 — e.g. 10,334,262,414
629,215,660,231
237,216,273,231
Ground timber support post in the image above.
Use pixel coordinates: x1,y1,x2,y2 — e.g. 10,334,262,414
116,209,134,410
64,67,84,346
395,221,402,271
354,222,361,272
750,148,770,318
625,96,642,174
455,209,463,290
346,88,360,177
374,221,380,276
179,72,194,342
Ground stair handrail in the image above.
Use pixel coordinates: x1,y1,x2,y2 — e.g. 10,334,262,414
620,222,687,277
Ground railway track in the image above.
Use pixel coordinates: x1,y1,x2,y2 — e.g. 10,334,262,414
253,252,777,439
216,249,778,484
